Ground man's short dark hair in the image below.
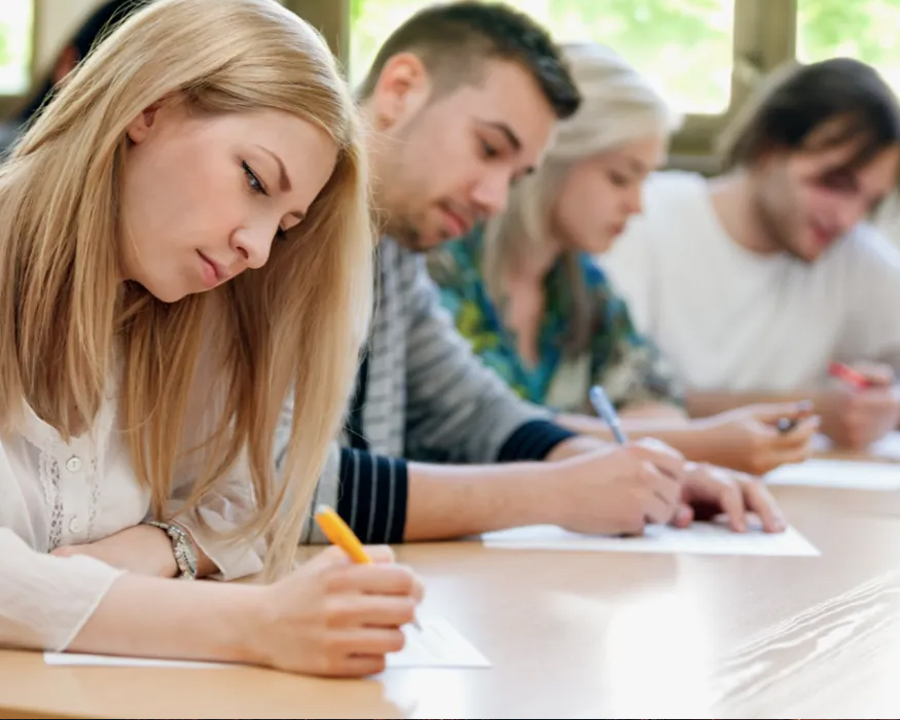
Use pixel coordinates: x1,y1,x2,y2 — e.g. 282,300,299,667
718,57,900,173
357,1,580,121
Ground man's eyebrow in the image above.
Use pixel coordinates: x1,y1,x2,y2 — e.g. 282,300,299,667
477,120,522,151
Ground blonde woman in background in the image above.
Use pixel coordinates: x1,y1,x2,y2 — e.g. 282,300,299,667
0,0,421,677
429,42,817,485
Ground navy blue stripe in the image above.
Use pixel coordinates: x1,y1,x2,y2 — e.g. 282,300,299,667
338,449,372,539
347,356,369,450
496,420,576,463
338,449,409,544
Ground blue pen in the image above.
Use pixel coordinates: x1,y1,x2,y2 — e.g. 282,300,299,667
589,385,628,445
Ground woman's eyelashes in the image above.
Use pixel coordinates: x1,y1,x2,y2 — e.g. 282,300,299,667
243,161,289,241
608,170,630,187
242,161,268,195
480,138,499,159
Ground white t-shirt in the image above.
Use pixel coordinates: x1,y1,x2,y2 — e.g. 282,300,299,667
601,170,900,393
875,191,900,250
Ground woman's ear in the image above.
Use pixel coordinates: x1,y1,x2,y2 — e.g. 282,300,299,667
125,102,163,145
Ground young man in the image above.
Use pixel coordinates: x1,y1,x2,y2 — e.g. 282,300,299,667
603,58,900,450
279,2,785,546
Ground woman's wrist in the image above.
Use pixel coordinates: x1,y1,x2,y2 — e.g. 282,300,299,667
145,521,198,579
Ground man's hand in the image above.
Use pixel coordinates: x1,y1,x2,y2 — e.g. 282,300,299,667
548,439,687,535
675,462,786,533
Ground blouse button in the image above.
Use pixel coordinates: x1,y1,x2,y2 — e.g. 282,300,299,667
68,517,82,534
66,456,82,473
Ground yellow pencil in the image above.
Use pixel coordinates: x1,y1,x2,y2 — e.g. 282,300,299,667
314,504,422,631
314,504,372,564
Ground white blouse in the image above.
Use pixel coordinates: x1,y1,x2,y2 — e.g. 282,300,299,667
0,374,264,651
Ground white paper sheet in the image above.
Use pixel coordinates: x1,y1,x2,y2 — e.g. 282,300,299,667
43,614,490,670
43,653,229,669
871,433,900,460
766,458,900,490
482,522,819,557
811,431,900,460
387,615,490,668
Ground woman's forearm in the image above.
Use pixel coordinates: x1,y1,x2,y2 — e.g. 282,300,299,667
69,573,265,663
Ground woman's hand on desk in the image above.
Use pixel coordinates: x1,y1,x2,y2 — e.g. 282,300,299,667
50,524,178,577
249,545,423,677
692,402,818,475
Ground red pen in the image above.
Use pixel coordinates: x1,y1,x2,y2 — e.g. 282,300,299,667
829,362,875,390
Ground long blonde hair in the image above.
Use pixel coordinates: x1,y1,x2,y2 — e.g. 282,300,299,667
0,0,373,577
482,42,679,354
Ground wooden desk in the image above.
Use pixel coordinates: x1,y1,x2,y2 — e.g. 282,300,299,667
3,480,900,718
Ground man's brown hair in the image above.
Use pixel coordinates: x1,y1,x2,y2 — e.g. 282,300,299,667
718,57,900,173
357,1,580,121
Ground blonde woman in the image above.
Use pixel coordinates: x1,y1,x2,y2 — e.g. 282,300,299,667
0,0,421,677
429,43,818,477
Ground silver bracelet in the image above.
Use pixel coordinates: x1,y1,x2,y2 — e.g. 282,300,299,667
146,520,198,580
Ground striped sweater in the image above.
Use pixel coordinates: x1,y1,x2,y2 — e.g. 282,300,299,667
276,238,575,544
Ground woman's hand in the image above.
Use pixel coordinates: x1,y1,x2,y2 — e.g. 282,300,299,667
693,402,818,474
51,524,178,578
247,545,424,677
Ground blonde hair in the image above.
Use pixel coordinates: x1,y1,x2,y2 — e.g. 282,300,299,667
0,0,373,578
482,42,679,354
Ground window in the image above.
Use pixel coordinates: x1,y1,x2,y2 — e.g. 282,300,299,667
344,0,896,160
797,0,900,95
0,0,34,96
349,0,734,115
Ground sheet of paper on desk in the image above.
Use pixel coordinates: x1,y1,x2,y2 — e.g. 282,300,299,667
767,459,900,490
811,431,900,460
482,522,820,557
44,614,490,670
43,652,229,669
387,615,490,668
871,432,900,459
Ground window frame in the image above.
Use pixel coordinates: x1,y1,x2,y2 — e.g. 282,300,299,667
0,0,39,118
672,0,797,169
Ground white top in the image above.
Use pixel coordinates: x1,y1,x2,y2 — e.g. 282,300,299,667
601,170,900,392
875,190,900,250
0,371,263,652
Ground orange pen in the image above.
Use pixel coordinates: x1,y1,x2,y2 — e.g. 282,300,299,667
314,504,422,630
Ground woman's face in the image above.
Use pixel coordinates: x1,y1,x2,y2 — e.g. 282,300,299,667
550,134,666,255
120,102,338,302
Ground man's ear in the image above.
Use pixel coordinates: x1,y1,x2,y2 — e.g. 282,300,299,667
52,44,80,85
125,101,164,145
369,52,432,130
